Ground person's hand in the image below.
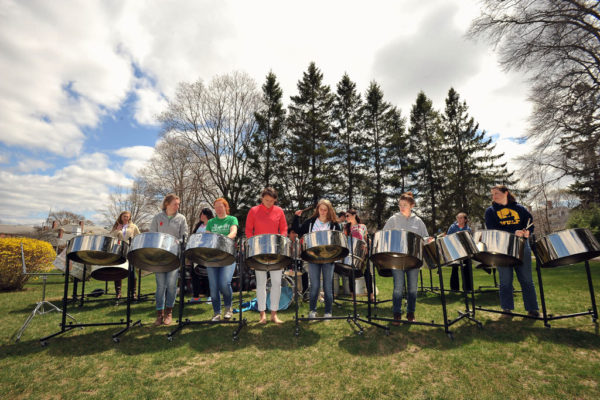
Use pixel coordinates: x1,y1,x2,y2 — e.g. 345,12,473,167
295,210,302,216
522,229,530,238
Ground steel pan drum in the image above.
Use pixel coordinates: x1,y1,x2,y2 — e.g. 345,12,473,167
423,231,478,269
184,233,236,267
301,230,349,264
334,237,368,276
473,230,525,267
245,234,293,271
67,235,128,266
370,230,423,276
90,260,129,281
128,232,181,273
53,248,90,281
535,228,600,268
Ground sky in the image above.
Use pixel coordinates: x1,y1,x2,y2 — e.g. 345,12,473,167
0,0,535,226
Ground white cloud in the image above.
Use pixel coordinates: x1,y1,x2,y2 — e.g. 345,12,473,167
114,145,155,176
15,159,52,173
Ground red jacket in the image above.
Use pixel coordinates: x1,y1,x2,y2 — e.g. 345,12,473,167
245,204,288,238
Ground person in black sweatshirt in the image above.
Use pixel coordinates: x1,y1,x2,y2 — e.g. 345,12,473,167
484,185,539,318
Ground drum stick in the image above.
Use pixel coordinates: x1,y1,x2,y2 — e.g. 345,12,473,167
524,219,533,231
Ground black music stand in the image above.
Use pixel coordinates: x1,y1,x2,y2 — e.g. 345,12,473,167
39,238,141,346
168,238,246,342
13,243,77,342
294,236,389,336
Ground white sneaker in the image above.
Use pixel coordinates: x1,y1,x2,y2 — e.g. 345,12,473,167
323,313,332,318
211,314,221,321
224,308,233,319
308,311,317,318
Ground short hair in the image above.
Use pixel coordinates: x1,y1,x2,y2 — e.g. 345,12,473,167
399,191,416,206
261,187,278,199
162,193,180,211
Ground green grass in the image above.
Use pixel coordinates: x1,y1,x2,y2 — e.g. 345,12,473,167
1,262,599,399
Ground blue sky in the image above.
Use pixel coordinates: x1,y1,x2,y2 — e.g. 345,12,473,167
0,0,534,226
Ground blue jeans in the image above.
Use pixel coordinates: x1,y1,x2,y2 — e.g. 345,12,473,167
206,263,235,315
392,268,419,314
497,241,539,311
308,262,334,314
155,269,178,310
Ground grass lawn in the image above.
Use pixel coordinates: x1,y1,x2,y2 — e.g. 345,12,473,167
1,262,599,399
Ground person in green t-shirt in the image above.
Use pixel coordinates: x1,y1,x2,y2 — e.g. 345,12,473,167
205,197,238,321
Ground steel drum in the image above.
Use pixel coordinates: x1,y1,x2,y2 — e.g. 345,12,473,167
535,228,600,268
90,260,129,281
53,248,90,281
184,232,236,268
473,230,525,267
67,235,128,266
334,237,368,276
423,231,479,269
301,230,349,264
245,234,293,271
370,230,423,276
128,232,181,273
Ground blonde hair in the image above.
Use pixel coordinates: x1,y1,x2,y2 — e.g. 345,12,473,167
112,211,131,231
310,199,338,223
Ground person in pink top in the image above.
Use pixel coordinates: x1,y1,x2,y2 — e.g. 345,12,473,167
245,187,288,324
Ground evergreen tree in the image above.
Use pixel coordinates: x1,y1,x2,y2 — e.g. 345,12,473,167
384,107,411,216
440,88,513,228
409,91,445,234
331,73,364,210
245,72,287,206
286,62,335,209
362,81,395,229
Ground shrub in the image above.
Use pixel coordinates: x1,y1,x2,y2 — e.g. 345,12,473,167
0,237,56,291
566,204,600,242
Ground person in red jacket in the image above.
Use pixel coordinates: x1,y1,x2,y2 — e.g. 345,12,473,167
245,187,288,324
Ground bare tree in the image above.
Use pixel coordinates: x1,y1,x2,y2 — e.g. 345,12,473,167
101,180,154,230
158,71,260,217
137,134,217,233
45,210,92,226
469,0,600,204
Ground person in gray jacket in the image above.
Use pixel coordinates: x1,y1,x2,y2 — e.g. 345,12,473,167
382,192,429,325
149,193,189,326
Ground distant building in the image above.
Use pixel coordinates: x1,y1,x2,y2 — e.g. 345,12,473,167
0,220,109,250
530,201,571,236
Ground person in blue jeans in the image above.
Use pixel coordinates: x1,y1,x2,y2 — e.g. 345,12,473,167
447,212,473,292
292,199,342,319
205,198,238,321
484,184,539,319
382,192,430,325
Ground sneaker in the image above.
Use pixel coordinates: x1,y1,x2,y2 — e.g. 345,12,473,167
188,297,202,304
323,313,332,318
308,311,317,318
527,310,540,318
224,308,233,319
211,314,221,322
406,312,415,322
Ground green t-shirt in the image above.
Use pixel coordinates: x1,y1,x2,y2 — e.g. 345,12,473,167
206,215,238,236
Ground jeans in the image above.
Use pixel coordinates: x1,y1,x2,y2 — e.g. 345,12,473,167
155,269,178,310
308,262,334,314
392,268,419,314
255,269,282,312
497,241,539,311
206,262,235,315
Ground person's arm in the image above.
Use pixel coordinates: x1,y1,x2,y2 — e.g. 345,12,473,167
132,224,140,237
292,214,306,236
205,220,214,234
484,208,497,230
245,208,255,238
149,215,158,232
278,208,288,236
180,217,189,240
382,216,394,231
228,224,238,239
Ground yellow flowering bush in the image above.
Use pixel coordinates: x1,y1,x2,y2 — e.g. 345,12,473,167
0,237,56,291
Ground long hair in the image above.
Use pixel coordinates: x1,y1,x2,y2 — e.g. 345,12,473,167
112,211,131,232
193,208,215,232
344,209,361,235
162,193,180,211
492,185,516,204
310,199,338,223
214,197,230,214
